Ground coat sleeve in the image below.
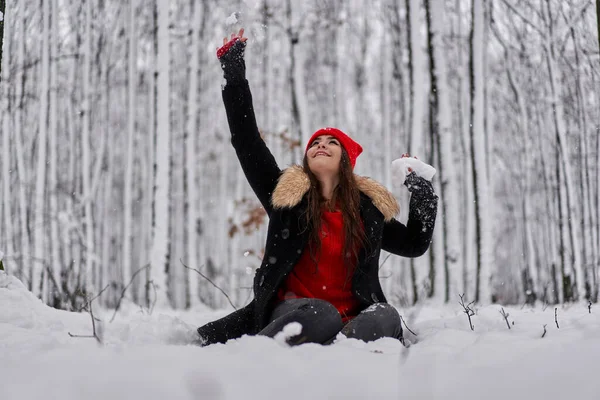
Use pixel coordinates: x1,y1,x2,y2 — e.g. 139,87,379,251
196,301,256,346
381,189,438,258
222,80,281,216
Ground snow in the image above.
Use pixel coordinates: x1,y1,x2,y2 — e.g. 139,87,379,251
0,10,4,22
225,12,238,26
2,270,599,399
391,156,437,181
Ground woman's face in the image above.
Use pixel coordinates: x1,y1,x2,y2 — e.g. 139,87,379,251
306,135,343,177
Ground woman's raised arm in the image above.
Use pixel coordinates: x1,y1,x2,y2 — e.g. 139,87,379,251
218,29,281,216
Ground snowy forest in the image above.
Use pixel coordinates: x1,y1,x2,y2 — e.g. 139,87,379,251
0,0,599,312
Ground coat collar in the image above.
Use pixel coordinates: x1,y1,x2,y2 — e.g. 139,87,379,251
271,165,399,222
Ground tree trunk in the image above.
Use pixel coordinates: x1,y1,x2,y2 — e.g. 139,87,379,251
426,0,461,302
542,0,583,301
150,0,171,306
81,0,95,295
1,0,12,274
123,0,137,295
33,0,50,298
14,7,30,284
469,0,492,303
286,0,309,161
0,0,5,80
48,0,62,304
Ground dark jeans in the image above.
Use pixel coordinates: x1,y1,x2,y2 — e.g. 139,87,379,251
257,298,403,346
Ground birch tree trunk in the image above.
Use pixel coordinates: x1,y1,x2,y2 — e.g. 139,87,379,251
150,0,171,306
14,7,30,282
48,0,61,303
469,0,492,302
33,0,50,298
286,0,309,161
80,0,95,295
1,0,12,274
426,0,461,302
542,1,583,301
185,0,205,307
406,0,429,303
0,0,5,79
123,0,137,293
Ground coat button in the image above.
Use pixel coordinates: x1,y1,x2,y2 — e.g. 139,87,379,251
371,293,379,303
259,276,265,287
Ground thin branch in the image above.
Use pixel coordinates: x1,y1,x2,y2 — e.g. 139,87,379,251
109,264,150,323
500,307,512,329
554,307,560,328
400,315,417,337
588,301,592,314
181,259,237,310
498,0,545,36
78,284,110,312
458,293,475,331
541,324,547,338
68,300,102,344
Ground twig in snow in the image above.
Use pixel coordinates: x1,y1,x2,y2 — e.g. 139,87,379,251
181,259,237,310
78,284,110,312
68,301,102,345
400,315,417,337
542,299,548,311
500,307,511,329
588,301,592,314
554,307,559,329
147,280,157,315
110,264,150,323
541,324,547,338
458,293,475,331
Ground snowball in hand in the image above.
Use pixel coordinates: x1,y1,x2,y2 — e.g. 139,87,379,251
391,157,436,181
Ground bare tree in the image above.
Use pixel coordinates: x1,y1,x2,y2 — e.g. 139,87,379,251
426,0,462,302
150,0,171,306
33,0,51,298
469,0,493,302
123,0,137,296
0,0,12,275
0,0,5,80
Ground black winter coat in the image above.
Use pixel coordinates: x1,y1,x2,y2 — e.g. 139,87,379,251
197,79,438,345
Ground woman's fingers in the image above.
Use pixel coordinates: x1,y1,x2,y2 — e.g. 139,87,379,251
223,37,227,45
238,28,244,38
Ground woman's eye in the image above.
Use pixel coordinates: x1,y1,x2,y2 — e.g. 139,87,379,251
311,141,319,147
329,140,339,145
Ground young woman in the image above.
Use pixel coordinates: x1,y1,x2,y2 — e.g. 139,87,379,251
197,29,438,346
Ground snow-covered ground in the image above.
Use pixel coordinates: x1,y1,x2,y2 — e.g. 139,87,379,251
1,270,599,400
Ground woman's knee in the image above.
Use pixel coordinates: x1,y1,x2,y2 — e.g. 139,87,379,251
341,303,402,341
300,299,343,326
366,302,401,321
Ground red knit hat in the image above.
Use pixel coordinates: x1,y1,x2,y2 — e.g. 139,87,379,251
305,128,363,169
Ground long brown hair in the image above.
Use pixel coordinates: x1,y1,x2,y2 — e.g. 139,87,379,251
302,148,366,269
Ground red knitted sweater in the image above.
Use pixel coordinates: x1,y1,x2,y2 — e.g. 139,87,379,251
277,210,361,322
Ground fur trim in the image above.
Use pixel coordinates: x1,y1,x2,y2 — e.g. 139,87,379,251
271,165,399,222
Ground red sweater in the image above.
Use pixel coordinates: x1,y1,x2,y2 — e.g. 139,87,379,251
277,210,362,322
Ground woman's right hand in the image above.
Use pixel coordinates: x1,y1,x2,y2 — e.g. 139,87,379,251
217,28,248,83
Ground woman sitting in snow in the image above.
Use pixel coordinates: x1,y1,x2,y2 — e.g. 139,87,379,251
196,29,438,346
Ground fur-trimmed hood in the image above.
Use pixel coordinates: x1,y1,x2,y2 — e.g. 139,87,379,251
271,165,399,222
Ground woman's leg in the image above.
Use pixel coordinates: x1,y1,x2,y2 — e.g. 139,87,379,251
258,298,343,345
340,303,403,342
